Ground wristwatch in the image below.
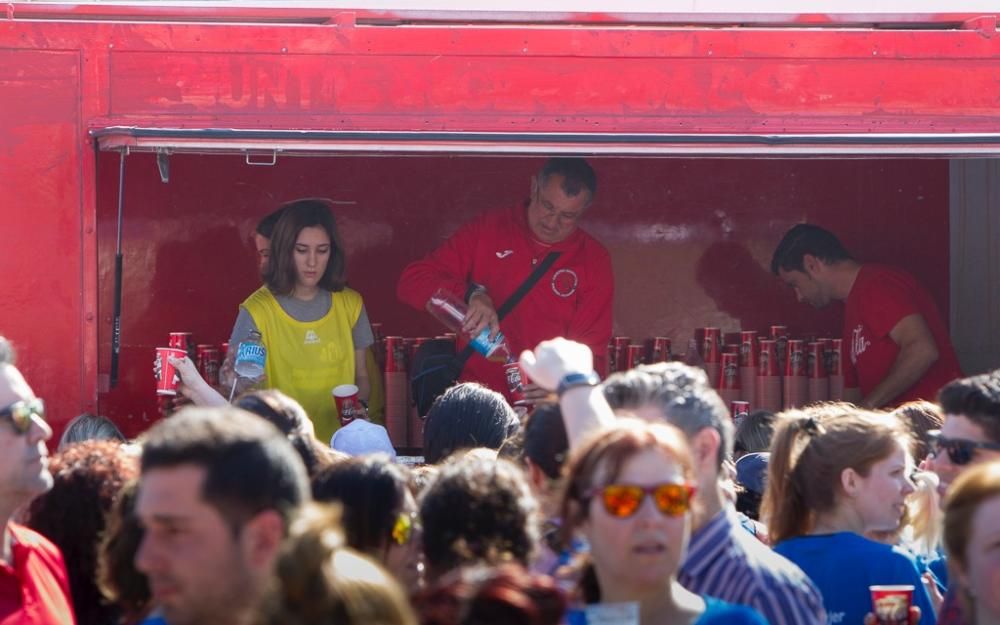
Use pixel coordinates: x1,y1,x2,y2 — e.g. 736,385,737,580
557,371,601,397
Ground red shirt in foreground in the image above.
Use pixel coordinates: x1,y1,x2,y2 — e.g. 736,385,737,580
0,523,75,625
397,205,614,400
844,264,962,405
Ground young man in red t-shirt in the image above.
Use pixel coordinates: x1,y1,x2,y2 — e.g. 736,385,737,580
0,337,75,625
770,224,962,408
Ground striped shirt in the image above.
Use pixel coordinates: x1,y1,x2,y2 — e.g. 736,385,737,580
678,508,827,625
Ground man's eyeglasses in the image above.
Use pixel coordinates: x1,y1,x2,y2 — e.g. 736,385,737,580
391,513,419,546
584,482,696,519
927,429,1000,466
0,398,45,434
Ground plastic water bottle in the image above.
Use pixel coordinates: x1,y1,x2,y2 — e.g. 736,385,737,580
427,288,510,361
235,330,266,378
229,330,266,401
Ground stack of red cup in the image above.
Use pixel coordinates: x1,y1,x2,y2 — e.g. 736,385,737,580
650,337,672,363
702,327,722,388
739,331,758,406
783,339,808,409
383,336,408,446
807,341,829,403
756,339,782,411
718,352,741,406
828,338,845,400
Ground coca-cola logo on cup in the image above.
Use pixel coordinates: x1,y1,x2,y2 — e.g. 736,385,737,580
760,351,770,370
724,362,738,382
790,351,804,374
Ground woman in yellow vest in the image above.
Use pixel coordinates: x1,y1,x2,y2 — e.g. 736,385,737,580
227,198,372,443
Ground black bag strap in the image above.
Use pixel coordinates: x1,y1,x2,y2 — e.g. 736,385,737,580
456,251,562,367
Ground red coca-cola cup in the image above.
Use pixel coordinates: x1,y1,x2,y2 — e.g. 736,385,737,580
770,324,789,371
625,344,644,370
154,347,187,395
785,340,806,377
196,344,220,386
504,361,531,408
756,339,782,412
651,337,672,363
332,384,364,428
730,400,751,426
828,338,845,401
702,328,722,364
870,585,913,625
807,342,826,379
693,328,706,357
718,352,741,405
739,331,758,367
758,340,779,376
720,353,740,390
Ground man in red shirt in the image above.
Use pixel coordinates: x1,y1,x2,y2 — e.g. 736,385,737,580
0,336,75,625
771,224,962,408
397,157,613,403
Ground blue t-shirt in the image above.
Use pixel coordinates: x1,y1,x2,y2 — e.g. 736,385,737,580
696,596,769,625
775,532,936,625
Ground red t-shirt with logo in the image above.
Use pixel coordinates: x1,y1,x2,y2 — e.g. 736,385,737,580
397,205,613,400
0,523,75,625
843,264,962,405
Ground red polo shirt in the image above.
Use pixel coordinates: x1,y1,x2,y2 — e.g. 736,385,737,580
398,205,613,399
0,523,75,625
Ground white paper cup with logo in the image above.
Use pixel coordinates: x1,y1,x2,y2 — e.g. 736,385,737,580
332,384,363,428
155,347,187,395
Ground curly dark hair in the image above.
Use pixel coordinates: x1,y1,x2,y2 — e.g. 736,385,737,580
24,440,139,625
419,452,538,582
414,563,565,625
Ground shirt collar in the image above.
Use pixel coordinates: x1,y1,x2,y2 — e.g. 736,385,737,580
682,508,740,578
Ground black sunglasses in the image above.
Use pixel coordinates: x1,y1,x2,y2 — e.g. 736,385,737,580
927,429,1000,466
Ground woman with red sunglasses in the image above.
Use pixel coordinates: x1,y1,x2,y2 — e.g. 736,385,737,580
557,418,767,625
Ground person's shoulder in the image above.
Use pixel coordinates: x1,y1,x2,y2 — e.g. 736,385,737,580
860,264,920,290
8,523,65,565
242,285,275,307
699,597,769,625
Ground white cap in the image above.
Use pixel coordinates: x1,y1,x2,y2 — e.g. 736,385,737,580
330,419,397,459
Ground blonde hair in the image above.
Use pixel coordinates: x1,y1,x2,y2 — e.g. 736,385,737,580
257,503,417,625
762,404,912,544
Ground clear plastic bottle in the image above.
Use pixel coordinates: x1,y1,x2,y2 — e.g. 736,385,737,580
234,330,267,378
427,288,511,362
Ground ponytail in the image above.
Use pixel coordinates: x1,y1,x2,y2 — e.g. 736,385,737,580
761,411,820,544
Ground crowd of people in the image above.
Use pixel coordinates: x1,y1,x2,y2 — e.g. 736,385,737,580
2,157,995,625
3,331,1000,625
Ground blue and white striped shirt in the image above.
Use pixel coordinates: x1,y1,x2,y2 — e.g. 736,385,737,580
678,508,827,625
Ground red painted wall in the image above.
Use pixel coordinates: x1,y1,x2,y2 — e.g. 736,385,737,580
96,152,949,434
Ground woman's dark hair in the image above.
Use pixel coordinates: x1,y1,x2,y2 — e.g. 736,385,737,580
734,409,777,457
263,198,346,295
311,455,409,556
24,440,140,625
97,481,151,624
521,404,569,480
419,453,538,581
414,563,566,625
235,389,312,436
423,383,520,465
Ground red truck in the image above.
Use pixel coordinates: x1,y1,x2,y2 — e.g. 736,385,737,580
2,3,998,437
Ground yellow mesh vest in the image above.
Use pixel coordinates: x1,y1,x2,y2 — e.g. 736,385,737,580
242,286,361,443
